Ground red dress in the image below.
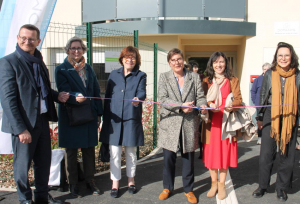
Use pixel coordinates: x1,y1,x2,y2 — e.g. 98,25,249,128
203,79,238,169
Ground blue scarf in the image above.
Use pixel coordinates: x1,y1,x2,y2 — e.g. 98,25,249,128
16,44,49,99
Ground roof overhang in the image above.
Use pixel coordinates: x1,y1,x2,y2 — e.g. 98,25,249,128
92,20,256,36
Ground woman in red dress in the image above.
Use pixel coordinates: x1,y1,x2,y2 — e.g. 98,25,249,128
202,51,242,200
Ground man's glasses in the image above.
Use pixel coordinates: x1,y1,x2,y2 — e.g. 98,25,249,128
69,47,83,52
19,36,38,43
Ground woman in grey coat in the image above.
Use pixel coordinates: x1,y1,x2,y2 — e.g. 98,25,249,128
158,48,207,204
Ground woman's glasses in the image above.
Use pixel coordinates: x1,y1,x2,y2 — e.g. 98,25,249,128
69,47,83,52
124,56,136,62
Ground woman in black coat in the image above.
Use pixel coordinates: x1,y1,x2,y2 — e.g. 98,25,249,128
252,42,300,202
100,46,146,198
55,36,103,197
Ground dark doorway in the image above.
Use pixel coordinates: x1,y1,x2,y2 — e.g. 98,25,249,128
188,57,209,73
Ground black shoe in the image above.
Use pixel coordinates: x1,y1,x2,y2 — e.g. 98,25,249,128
128,185,137,194
86,179,101,195
35,193,64,204
48,194,64,204
252,187,267,198
70,184,82,198
276,189,287,202
110,188,119,198
21,201,34,204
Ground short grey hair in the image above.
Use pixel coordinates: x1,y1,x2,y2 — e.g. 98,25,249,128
262,62,271,70
64,36,88,54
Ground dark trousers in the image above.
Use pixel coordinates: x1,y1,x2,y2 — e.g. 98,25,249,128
12,114,51,203
256,108,262,138
259,107,297,191
257,127,262,138
65,147,95,184
163,147,195,193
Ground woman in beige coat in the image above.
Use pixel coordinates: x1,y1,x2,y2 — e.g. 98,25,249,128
157,48,207,204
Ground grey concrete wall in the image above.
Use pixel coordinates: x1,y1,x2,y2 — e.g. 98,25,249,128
83,0,246,23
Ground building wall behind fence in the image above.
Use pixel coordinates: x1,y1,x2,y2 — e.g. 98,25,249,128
40,22,169,139
41,22,169,100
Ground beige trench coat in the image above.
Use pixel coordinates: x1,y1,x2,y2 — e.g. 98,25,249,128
158,69,207,153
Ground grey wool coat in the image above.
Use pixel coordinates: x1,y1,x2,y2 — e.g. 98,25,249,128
158,69,207,153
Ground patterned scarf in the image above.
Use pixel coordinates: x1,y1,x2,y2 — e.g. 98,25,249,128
206,73,226,107
271,65,297,154
68,56,87,87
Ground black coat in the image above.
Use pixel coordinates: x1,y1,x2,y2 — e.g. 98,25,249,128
100,67,146,146
258,68,300,121
55,58,103,148
0,51,58,135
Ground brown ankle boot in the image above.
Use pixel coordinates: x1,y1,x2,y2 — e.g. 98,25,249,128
217,182,227,200
207,181,218,197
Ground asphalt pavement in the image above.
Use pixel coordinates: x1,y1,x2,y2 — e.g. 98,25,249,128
1,137,300,204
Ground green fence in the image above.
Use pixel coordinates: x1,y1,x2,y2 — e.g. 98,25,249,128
0,22,170,188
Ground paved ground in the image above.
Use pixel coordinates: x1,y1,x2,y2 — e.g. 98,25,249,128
1,137,300,204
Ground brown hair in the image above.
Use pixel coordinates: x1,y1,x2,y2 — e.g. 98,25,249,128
19,24,40,39
167,48,184,62
271,42,299,70
206,51,233,83
119,46,141,67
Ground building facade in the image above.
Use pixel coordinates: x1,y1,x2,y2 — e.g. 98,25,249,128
49,0,300,104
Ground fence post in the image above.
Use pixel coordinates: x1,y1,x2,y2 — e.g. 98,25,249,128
153,43,158,149
134,30,140,160
86,22,93,65
134,30,139,48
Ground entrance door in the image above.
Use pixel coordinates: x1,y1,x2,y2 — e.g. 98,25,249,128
186,51,237,76
188,57,209,73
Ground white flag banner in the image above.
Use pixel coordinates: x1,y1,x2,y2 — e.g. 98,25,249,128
0,0,57,154
0,117,13,154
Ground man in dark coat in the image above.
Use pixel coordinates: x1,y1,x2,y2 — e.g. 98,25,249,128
250,62,271,144
0,24,69,204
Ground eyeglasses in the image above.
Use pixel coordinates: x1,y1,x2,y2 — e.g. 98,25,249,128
170,58,183,64
124,56,136,62
19,36,38,43
277,54,291,59
69,47,83,52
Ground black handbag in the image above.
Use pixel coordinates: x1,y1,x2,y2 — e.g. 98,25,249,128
65,99,94,126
